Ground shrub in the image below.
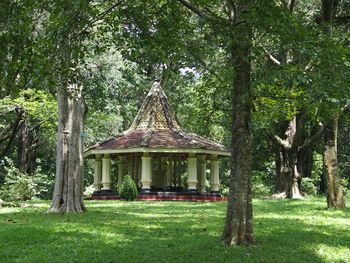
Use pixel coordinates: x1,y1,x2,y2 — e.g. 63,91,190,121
219,170,274,198
119,175,138,201
341,178,349,196
0,158,54,201
301,177,317,196
220,185,229,197
84,185,95,199
251,170,274,197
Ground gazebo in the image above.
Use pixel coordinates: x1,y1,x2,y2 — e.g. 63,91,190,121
84,82,230,201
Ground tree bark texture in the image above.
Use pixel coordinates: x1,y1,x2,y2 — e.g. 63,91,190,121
48,85,86,213
324,117,345,208
222,0,255,245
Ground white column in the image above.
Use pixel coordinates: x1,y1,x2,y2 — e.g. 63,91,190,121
187,154,198,191
101,154,112,190
141,152,152,190
93,154,102,191
198,155,207,193
210,155,220,192
117,156,127,188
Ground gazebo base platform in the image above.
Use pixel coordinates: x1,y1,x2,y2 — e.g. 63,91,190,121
91,191,227,202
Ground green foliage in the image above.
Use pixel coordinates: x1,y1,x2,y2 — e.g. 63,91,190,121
338,116,350,193
219,185,229,197
0,89,57,128
83,185,95,199
251,170,274,198
119,175,138,201
219,170,274,198
301,178,318,197
0,158,54,201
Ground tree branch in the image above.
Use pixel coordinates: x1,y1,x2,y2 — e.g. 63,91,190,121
262,46,282,65
29,120,46,132
298,124,324,152
0,117,23,159
0,111,23,143
226,0,236,22
275,135,292,149
288,0,296,12
266,131,291,149
271,133,292,149
176,0,212,20
28,141,43,152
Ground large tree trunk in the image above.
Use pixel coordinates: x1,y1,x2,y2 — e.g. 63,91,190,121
324,117,345,208
274,147,302,199
222,0,255,245
270,113,324,199
48,85,86,213
271,116,303,199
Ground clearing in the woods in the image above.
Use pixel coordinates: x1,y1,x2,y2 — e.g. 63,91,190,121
0,197,349,263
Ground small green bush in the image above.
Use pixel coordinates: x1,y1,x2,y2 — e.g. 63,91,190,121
220,185,229,197
119,175,138,201
301,177,317,196
0,158,54,201
84,185,95,199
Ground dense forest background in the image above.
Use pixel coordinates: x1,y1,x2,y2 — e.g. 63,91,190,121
0,0,349,209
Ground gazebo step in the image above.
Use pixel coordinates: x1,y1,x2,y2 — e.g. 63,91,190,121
139,191,221,197
90,192,227,202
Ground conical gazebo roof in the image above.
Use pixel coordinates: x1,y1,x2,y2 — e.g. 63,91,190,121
127,82,182,131
84,82,230,157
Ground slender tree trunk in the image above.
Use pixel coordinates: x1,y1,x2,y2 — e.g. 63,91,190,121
222,0,255,245
48,85,86,213
18,119,31,173
274,146,283,193
324,117,345,208
320,0,346,208
18,119,37,174
320,155,327,194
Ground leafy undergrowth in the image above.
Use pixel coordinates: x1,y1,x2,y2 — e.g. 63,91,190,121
0,197,349,263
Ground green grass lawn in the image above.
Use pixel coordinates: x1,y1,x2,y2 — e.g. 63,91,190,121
0,197,349,263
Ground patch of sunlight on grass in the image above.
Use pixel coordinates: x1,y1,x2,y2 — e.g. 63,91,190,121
0,207,21,214
316,244,350,263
